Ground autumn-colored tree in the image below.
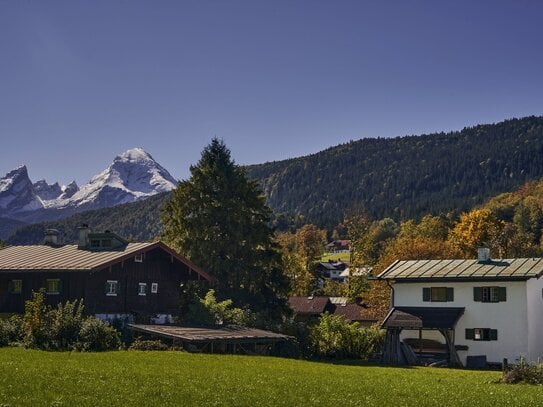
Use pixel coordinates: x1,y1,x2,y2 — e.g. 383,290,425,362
276,224,326,296
448,208,505,257
344,207,374,268
295,224,327,273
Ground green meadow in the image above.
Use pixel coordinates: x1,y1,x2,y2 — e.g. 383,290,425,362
0,348,541,406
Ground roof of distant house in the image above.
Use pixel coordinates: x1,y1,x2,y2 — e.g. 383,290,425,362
288,296,331,315
378,258,543,281
333,303,377,323
326,240,351,247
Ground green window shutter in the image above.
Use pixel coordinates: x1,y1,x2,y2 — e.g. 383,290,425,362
473,287,482,302
58,280,63,293
7,280,13,294
497,287,507,302
116,281,121,295
490,329,498,341
465,329,474,340
104,282,109,295
423,288,430,302
446,287,454,302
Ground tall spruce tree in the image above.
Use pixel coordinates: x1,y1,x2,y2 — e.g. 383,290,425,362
161,138,289,323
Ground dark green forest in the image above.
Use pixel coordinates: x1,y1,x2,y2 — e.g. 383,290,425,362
7,192,170,245
248,116,543,228
6,115,543,244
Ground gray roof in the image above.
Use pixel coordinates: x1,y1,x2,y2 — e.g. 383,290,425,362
128,324,291,343
382,307,465,329
378,258,543,281
0,242,212,281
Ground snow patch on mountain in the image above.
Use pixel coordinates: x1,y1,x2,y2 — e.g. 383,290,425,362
34,179,63,200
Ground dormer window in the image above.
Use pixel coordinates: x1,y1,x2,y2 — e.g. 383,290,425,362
90,239,101,248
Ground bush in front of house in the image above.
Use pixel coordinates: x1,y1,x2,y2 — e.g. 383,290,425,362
19,289,120,351
128,338,169,351
502,358,543,384
309,313,384,359
75,317,121,351
0,315,23,347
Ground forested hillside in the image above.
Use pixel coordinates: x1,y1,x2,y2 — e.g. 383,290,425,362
7,116,543,244
247,116,543,228
7,192,170,245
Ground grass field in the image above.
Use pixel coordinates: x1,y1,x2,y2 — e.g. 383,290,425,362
0,348,541,406
321,252,350,262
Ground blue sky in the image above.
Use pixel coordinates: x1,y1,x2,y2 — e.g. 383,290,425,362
1,0,542,185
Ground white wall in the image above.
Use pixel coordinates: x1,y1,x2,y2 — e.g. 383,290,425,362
393,281,529,364
526,276,543,361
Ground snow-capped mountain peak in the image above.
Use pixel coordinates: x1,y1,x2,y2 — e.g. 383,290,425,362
0,165,44,215
53,147,177,210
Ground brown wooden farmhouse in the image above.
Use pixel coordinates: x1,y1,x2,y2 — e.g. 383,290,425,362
0,226,211,323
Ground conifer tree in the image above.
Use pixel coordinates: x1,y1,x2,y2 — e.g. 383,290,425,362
161,138,289,323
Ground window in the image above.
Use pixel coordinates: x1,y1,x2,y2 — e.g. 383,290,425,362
151,283,158,294
101,239,112,248
474,287,506,302
423,287,454,302
135,253,143,263
90,239,101,248
466,328,498,341
105,280,118,296
10,280,22,294
46,279,61,295
138,283,147,296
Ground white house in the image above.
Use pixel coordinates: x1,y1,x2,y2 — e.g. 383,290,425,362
377,249,543,367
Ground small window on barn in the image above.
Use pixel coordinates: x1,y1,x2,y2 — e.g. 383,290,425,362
46,279,61,295
138,283,147,296
474,287,506,302
423,287,454,302
135,253,143,263
90,239,101,249
105,280,118,296
466,328,498,341
151,283,158,294
9,279,22,294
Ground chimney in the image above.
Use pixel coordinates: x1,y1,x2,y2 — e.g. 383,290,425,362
477,247,490,263
78,224,91,249
44,229,61,246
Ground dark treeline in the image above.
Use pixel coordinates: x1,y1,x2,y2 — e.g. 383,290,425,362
7,192,170,245
247,116,543,229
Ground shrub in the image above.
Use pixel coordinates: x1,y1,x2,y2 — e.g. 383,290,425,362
0,315,23,347
502,358,543,384
309,313,384,359
129,338,169,351
50,300,85,349
76,317,121,352
21,289,51,349
182,289,256,327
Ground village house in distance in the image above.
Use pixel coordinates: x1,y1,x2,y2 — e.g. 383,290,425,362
378,248,543,367
0,225,212,323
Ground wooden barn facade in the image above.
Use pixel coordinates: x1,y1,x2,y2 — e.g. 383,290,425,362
0,227,211,323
